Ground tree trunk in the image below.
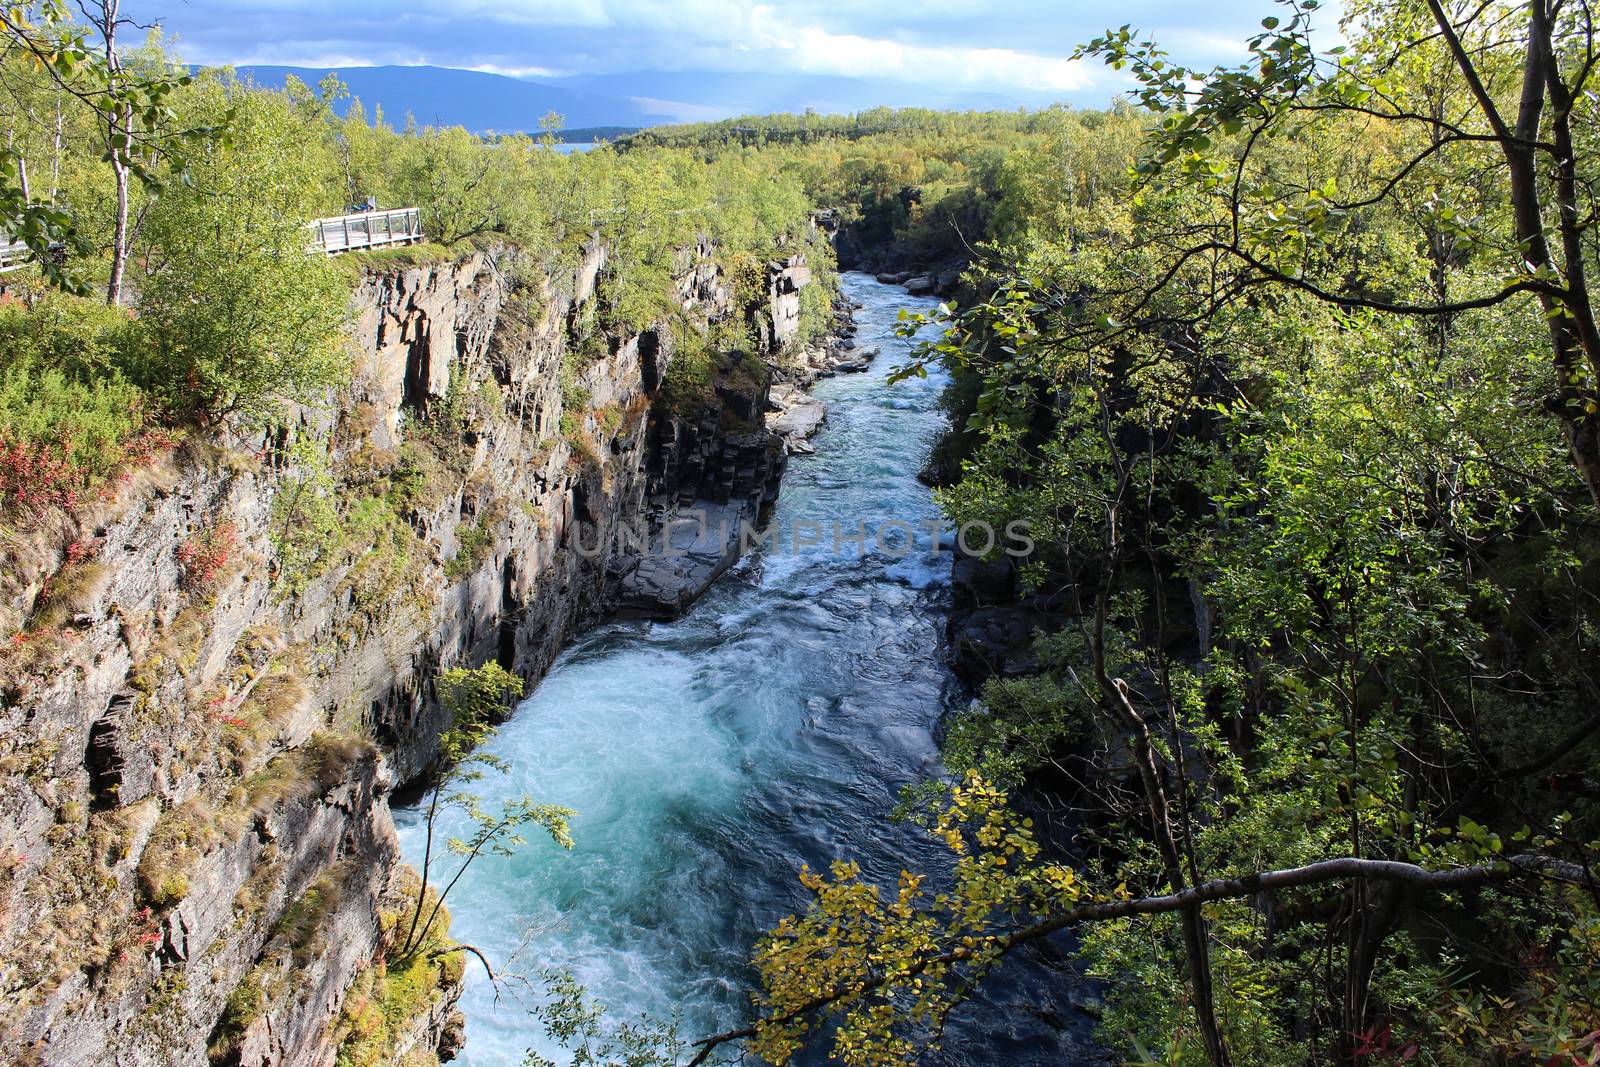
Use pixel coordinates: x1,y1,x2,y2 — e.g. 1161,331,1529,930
107,148,129,305
100,1,128,306
1426,0,1600,509
1092,584,1233,1067
1338,882,1403,1064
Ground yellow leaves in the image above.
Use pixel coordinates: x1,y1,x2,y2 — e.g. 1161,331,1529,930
750,776,1103,1066
1038,864,1083,904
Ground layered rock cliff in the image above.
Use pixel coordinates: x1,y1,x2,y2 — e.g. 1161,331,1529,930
0,237,824,1067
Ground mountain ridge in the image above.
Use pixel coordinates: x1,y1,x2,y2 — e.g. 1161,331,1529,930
225,64,1052,134
229,64,677,132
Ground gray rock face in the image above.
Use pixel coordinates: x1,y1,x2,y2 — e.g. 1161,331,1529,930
765,255,812,349
776,296,870,389
766,383,827,454
612,501,752,617
0,238,825,1067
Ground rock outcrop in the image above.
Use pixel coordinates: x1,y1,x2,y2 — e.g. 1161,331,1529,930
0,238,824,1066
874,270,964,299
766,383,827,455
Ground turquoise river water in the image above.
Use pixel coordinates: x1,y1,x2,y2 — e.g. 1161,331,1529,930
396,273,1098,1066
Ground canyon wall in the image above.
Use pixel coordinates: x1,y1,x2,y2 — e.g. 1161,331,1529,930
0,238,822,1067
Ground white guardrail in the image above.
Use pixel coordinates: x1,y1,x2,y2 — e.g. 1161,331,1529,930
0,237,30,274
307,207,424,254
0,207,425,274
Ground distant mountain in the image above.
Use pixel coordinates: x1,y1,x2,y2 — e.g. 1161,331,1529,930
229,65,679,133
221,65,1054,136
560,71,1055,119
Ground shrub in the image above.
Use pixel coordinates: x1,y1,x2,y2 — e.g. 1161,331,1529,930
0,295,171,516
270,438,341,595
436,661,524,760
177,522,239,591
134,82,352,425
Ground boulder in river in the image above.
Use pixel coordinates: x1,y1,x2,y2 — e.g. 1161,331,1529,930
903,275,936,295
831,344,879,374
614,501,748,617
766,383,828,452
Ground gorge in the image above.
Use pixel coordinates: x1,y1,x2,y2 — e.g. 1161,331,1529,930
397,273,1099,1066
0,232,846,1067
9,6,1600,1060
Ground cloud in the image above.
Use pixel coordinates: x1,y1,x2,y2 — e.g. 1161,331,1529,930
733,11,1094,93
466,62,568,79
153,0,1276,106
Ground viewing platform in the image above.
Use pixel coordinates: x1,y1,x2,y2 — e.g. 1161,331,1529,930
1,206,426,275
0,237,30,274
308,207,424,254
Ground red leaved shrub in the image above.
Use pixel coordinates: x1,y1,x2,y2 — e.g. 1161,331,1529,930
177,522,238,591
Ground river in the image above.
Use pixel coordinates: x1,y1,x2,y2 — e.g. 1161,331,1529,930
396,273,1099,1066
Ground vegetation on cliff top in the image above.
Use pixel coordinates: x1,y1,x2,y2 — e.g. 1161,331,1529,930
0,7,832,536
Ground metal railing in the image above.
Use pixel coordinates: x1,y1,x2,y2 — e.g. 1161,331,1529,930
0,237,30,274
1,207,426,274
307,207,424,254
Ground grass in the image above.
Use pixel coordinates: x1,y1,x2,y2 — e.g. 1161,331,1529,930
334,869,465,1067
0,556,109,683
444,514,494,579
330,241,460,280
208,971,267,1063
210,860,358,1063
136,798,231,909
273,861,355,966
136,732,373,913
0,798,156,1012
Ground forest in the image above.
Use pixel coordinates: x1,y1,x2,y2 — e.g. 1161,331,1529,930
3,0,1599,1065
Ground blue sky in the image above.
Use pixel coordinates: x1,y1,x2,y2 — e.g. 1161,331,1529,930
152,0,1326,113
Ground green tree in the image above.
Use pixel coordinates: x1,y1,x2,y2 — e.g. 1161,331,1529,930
395,661,575,971
1074,0,1600,508
133,77,349,424
0,2,228,300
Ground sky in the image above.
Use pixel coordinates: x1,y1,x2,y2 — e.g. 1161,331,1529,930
148,0,1328,115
